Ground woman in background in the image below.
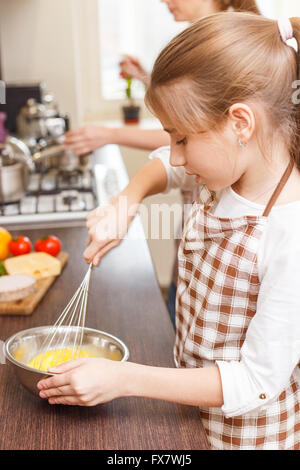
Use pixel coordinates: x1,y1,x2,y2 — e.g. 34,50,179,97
64,0,259,156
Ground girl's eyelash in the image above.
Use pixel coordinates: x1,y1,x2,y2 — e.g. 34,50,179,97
176,137,187,145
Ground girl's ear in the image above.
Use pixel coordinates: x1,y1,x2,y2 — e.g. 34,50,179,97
228,103,256,145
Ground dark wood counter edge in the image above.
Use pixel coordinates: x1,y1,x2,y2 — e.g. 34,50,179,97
0,148,209,451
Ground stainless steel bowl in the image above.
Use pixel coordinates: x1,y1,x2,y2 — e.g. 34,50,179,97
4,326,129,397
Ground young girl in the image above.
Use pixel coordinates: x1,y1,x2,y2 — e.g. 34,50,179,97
37,13,300,450
71,0,261,328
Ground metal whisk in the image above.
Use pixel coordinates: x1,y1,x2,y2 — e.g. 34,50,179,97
36,263,93,370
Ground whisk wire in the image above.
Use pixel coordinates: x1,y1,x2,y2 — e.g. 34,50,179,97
36,263,93,370
70,266,92,361
36,283,82,369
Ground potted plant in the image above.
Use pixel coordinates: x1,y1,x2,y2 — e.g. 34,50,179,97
122,78,141,125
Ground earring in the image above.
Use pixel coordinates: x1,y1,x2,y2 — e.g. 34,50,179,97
238,139,247,148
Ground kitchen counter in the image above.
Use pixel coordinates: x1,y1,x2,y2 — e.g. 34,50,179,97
0,224,208,450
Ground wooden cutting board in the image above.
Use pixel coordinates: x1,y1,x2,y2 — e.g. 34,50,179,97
0,252,69,315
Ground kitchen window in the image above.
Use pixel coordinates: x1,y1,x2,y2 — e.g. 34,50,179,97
98,0,187,101
98,0,300,102
77,0,300,123
258,0,300,17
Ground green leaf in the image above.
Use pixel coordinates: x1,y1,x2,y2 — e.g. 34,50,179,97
0,261,6,276
125,77,132,99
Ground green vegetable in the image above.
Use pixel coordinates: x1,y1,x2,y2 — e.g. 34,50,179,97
125,77,132,100
0,261,6,276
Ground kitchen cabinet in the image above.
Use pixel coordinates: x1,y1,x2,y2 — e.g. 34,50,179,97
0,223,208,450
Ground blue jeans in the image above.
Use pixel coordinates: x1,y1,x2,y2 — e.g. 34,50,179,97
166,282,177,330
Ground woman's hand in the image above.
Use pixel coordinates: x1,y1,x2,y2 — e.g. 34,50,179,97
64,126,115,156
37,358,129,406
83,192,139,266
119,55,149,85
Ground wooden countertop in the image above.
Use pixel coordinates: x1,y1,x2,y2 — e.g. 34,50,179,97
0,223,208,450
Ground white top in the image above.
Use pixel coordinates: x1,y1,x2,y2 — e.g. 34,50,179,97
150,146,300,418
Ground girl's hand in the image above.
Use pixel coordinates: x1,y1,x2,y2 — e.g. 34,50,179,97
64,126,115,156
119,55,149,85
83,193,138,266
37,359,224,408
37,358,128,406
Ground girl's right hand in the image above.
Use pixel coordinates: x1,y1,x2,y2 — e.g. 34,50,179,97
83,158,168,266
119,55,149,85
83,193,138,266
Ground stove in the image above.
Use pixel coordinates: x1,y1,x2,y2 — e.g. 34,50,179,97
0,159,121,229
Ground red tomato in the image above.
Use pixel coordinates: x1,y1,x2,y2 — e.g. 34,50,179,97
9,236,32,256
34,235,61,257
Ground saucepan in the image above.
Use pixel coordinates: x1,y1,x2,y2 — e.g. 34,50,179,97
0,137,35,204
31,136,91,173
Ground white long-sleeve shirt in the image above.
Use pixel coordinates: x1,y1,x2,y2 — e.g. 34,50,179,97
150,146,300,418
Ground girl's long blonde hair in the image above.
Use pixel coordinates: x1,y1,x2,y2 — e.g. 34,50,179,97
145,13,300,169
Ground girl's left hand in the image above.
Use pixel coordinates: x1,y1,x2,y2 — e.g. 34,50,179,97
37,358,128,406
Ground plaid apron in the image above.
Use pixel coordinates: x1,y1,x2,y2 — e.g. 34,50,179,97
174,162,300,450
171,186,214,286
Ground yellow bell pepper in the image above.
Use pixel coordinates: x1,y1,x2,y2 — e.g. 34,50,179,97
0,227,12,261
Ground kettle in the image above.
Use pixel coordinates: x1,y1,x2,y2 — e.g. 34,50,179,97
16,95,66,142
41,91,66,138
16,98,48,141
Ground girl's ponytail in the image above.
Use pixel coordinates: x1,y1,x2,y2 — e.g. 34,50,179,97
217,0,260,14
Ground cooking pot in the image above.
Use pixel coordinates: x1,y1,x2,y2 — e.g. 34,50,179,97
0,160,30,204
31,142,64,172
31,140,91,173
0,139,34,204
0,139,91,204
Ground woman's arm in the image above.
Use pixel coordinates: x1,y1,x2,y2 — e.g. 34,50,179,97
37,359,224,408
113,127,170,150
83,157,168,265
64,126,170,155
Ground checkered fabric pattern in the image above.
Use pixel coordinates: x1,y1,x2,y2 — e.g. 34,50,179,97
174,196,300,450
200,377,300,450
171,186,214,286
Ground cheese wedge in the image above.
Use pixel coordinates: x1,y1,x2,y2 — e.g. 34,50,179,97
3,252,61,279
